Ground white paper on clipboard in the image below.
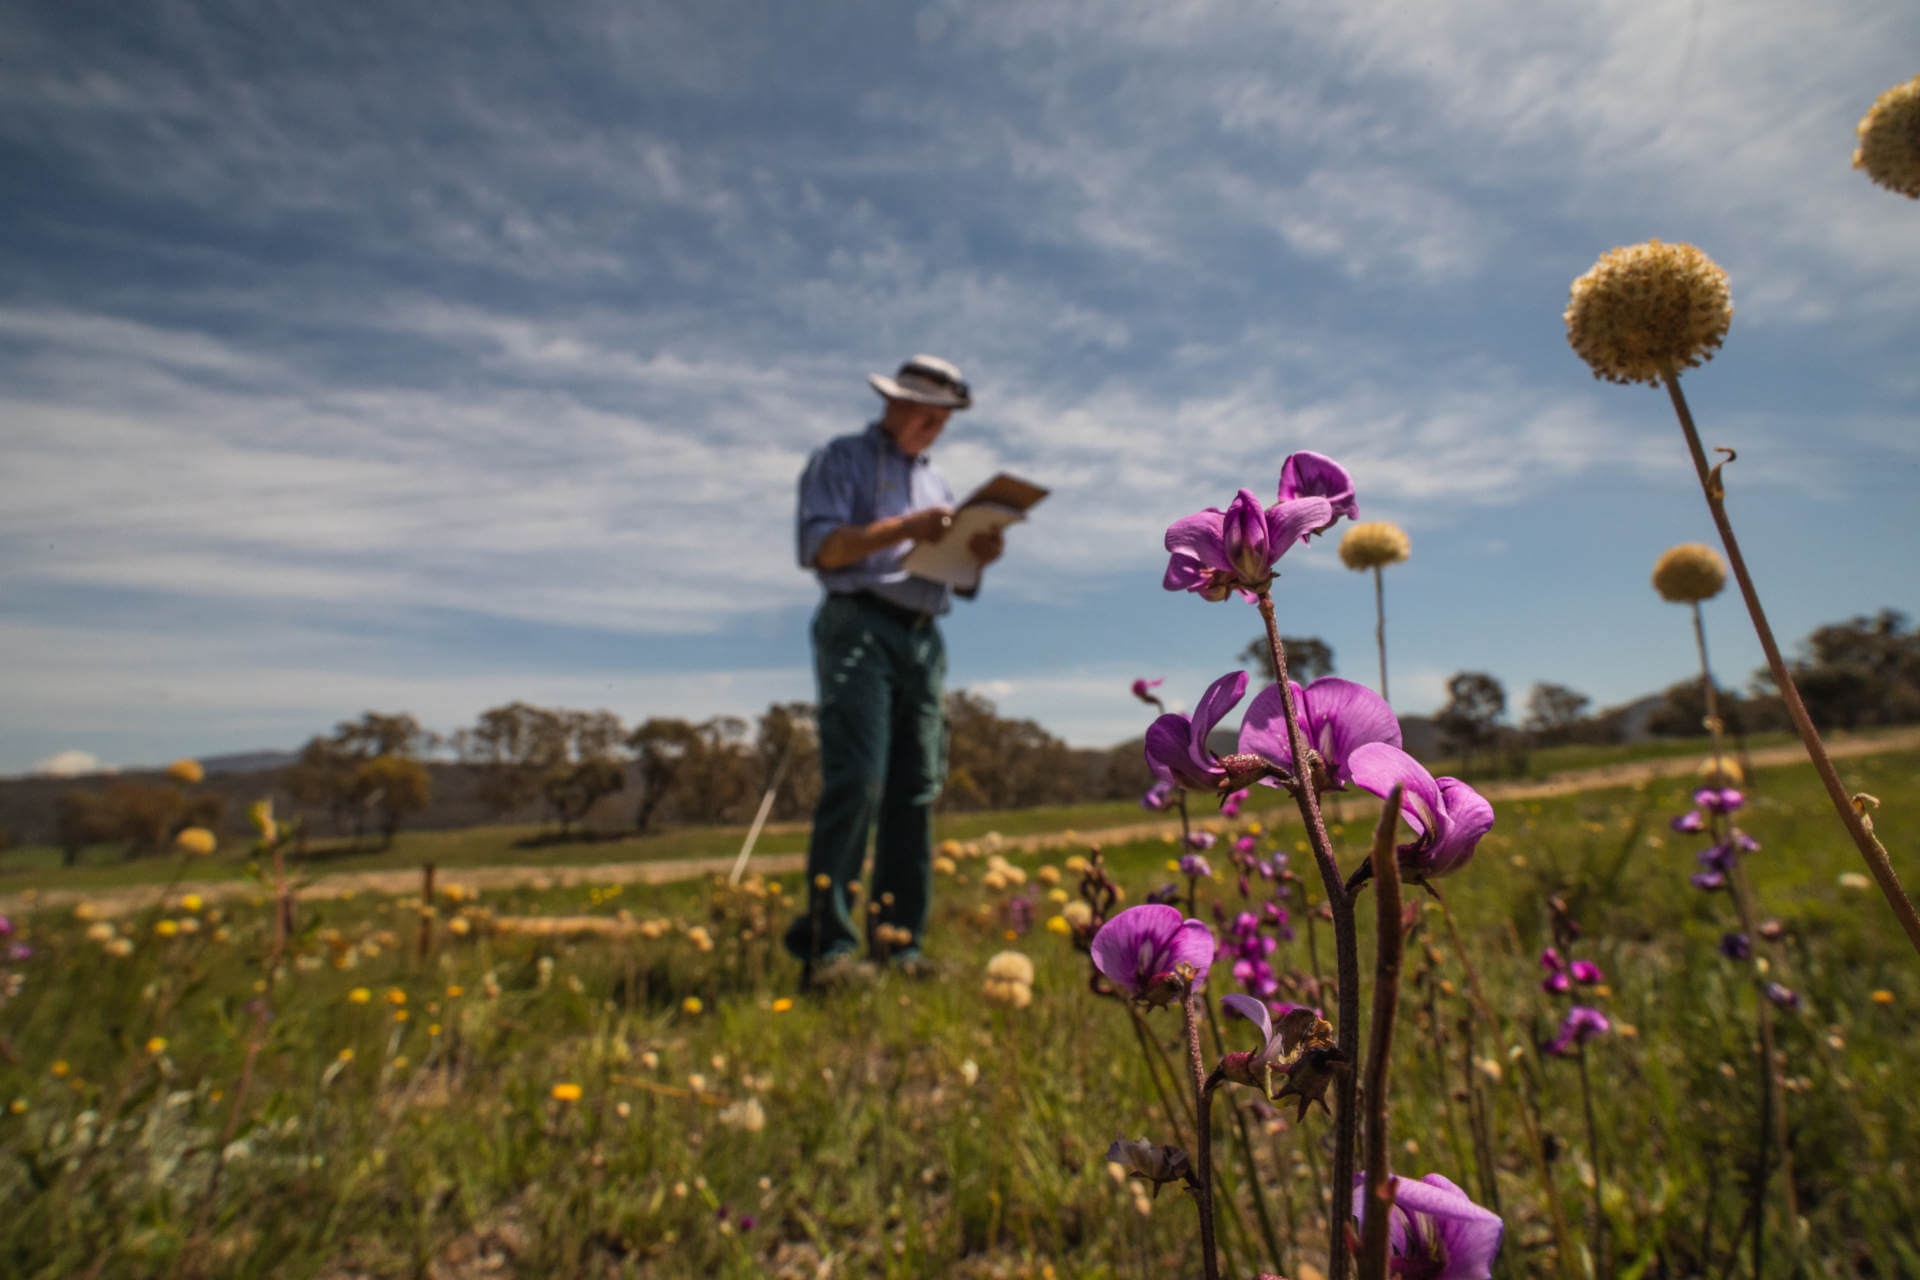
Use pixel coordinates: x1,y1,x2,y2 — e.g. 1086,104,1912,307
901,502,1025,590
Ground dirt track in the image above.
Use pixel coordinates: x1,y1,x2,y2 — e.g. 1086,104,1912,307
11,729,1915,920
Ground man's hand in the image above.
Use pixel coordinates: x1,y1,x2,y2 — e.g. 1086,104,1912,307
968,529,1005,566
902,505,956,544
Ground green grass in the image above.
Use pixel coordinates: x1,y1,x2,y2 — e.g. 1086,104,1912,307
3,748,1918,1277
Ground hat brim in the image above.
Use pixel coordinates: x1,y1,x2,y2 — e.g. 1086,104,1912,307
868,373,969,409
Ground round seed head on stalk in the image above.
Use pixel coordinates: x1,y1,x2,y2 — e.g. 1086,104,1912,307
1853,74,1920,199
1651,542,1727,602
1565,240,1732,385
1338,521,1410,570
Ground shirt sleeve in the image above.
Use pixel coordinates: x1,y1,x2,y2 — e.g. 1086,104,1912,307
796,440,859,570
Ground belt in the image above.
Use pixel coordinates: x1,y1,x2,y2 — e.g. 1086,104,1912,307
838,591,936,630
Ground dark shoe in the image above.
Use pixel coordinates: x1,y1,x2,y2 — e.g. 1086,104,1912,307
805,952,876,993
887,951,941,981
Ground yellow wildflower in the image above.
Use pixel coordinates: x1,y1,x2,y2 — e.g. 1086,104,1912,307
682,996,703,1015
165,758,204,785
551,1082,583,1102
146,1037,167,1055
179,894,203,913
385,987,407,1004
348,987,372,1004
174,827,217,857
771,997,794,1013
154,919,180,937
1871,989,1894,1005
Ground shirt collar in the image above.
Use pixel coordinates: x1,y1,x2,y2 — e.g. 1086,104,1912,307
867,419,931,466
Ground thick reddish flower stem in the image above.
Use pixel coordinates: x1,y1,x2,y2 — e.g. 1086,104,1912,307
1663,372,1920,959
1358,788,1404,1280
1258,589,1360,1280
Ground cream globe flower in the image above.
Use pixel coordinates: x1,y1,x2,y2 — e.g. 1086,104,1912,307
1651,543,1727,603
1565,240,1732,386
165,758,204,785
1853,75,1920,199
1338,522,1410,570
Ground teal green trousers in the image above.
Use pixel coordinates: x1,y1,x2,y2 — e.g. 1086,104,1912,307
784,594,947,965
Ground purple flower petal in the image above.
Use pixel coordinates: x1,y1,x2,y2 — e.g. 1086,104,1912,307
1165,509,1233,573
1299,678,1402,786
1264,495,1336,553
1351,1172,1504,1280
1190,670,1250,758
1223,490,1273,581
1278,452,1359,527
1348,743,1443,843
1221,991,1274,1052
1091,904,1215,1001
1426,777,1495,875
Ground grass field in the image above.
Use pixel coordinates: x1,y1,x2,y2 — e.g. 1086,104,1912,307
2,742,1917,1278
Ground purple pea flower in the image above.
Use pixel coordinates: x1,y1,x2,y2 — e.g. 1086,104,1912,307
1143,671,1277,797
1690,869,1726,892
1347,743,1496,882
1543,1005,1611,1057
1239,677,1402,791
1164,489,1335,602
1569,959,1603,985
1184,832,1217,854
1349,1172,1504,1280
1091,904,1216,1006
1131,677,1164,705
1140,780,1176,811
1719,932,1751,960
1221,992,1292,1071
1220,788,1249,818
1179,851,1213,877
1694,786,1744,814
1233,834,1257,856
1670,810,1706,833
1277,451,1359,539
1765,983,1801,1010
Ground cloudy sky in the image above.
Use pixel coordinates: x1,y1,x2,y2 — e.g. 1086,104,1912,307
4,0,1917,775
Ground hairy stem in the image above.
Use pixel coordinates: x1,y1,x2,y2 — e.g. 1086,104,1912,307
1130,1005,1196,1141
1664,372,1920,957
1186,992,1223,1280
1358,789,1405,1280
1258,590,1361,1280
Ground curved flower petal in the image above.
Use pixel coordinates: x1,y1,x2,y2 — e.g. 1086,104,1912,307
1236,681,1304,773
1298,677,1402,786
1278,452,1360,527
1163,917,1216,979
1222,490,1272,580
1165,509,1232,572
1091,904,1186,997
1264,496,1336,556
1162,550,1209,592
1190,671,1250,757
1426,776,1495,876
1348,743,1443,844
1351,1172,1504,1280
1220,992,1273,1046
1145,714,1216,790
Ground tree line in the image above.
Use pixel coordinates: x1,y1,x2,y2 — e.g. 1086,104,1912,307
43,609,1917,859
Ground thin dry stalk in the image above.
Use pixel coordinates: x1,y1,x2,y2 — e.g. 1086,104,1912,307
1663,371,1920,958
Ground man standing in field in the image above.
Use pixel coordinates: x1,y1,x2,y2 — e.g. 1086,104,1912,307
785,354,1002,987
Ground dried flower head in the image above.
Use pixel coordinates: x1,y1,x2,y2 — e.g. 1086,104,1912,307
174,827,217,856
1565,240,1732,385
1338,521,1411,570
1652,542,1727,602
1853,75,1920,199
1697,755,1744,788
985,950,1035,985
165,758,204,785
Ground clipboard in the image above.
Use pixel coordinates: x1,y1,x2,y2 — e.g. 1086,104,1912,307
902,472,1047,590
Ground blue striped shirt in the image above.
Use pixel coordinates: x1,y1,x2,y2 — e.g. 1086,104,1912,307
796,421,955,616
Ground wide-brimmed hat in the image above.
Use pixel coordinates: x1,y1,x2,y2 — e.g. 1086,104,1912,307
868,353,971,409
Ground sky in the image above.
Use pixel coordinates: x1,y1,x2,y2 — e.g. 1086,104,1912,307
3,1,1918,777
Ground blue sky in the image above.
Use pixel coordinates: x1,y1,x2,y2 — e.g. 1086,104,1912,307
3,1,1917,776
